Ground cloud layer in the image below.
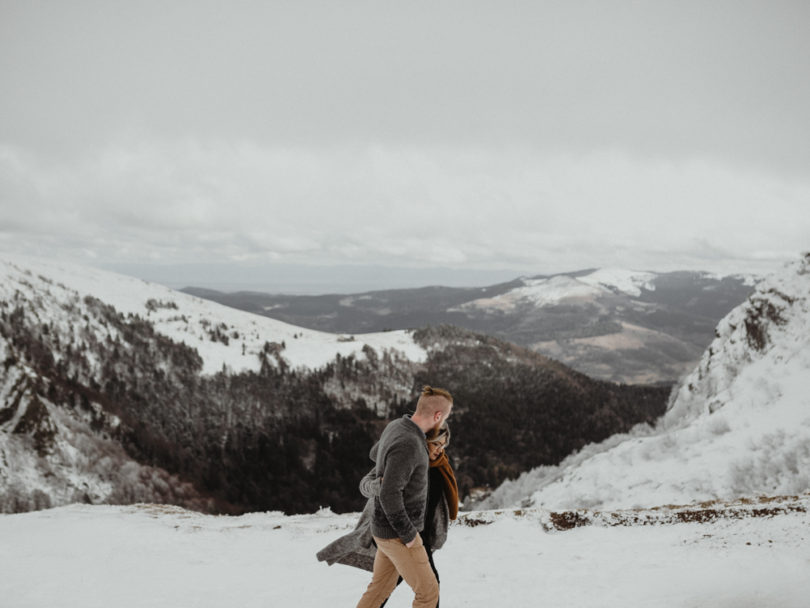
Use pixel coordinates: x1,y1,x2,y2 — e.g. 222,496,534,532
2,139,806,276
1,1,809,283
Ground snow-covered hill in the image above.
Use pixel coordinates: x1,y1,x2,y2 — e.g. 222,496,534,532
0,253,426,376
201,267,755,383
0,253,427,512
481,253,810,511
452,268,660,312
1,498,807,607
3,253,674,515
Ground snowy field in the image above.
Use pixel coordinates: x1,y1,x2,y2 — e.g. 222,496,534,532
1,501,808,608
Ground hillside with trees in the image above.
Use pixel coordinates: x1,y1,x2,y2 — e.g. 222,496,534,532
1,259,670,514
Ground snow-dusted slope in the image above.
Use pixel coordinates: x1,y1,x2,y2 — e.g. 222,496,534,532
453,268,657,312
577,268,657,297
0,330,210,511
0,253,428,512
453,275,604,312
0,253,426,375
482,253,810,511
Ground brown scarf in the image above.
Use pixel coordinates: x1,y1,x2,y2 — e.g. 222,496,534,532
429,451,459,520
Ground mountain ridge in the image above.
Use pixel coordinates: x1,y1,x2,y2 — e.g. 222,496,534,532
1,254,670,514
183,268,755,383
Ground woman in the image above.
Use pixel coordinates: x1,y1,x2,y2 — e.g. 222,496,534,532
316,424,458,607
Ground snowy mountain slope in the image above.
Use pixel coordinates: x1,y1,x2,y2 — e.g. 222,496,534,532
481,253,810,511
0,253,427,513
2,253,672,515
577,267,659,297
196,268,755,383
483,255,810,509
451,275,605,311
0,333,211,512
0,253,426,376
449,268,756,383
1,499,808,608
0,292,219,512
452,269,659,312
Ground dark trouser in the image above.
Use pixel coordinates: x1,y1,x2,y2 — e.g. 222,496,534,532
379,546,439,608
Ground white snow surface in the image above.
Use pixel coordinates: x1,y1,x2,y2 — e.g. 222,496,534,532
453,268,657,313
483,255,810,511
0,253,426,374
453,275,603,312
577,267,657,297
1,502,808,608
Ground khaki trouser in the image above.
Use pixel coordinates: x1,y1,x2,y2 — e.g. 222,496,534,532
356,534,439,608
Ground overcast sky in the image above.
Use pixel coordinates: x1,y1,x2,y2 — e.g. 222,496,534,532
1,1,809,292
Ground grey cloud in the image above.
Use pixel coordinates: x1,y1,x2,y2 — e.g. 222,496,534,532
2,1,809,286
2,139,806,276
1,2,809,174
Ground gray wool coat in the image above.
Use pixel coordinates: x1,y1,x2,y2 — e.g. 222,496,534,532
315,443,450,572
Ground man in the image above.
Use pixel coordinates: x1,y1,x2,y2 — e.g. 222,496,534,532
355,385,453,608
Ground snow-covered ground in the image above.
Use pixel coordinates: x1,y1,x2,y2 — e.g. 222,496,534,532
1,500,808,608
0,253,426,375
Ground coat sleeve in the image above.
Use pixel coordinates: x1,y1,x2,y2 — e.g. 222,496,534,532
359,467,382,498
378,443,418,544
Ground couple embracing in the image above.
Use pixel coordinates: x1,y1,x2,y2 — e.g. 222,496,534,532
318,385,458,608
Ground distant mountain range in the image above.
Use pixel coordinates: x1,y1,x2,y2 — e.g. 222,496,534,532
183,268,757,384
480,253,810,511
0,255,668,514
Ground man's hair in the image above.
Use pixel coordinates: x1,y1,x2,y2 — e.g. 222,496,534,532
415,385,453,416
